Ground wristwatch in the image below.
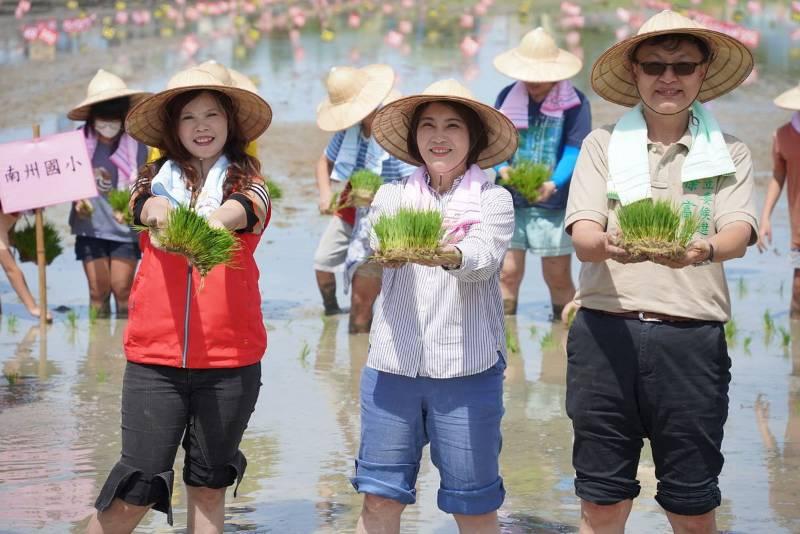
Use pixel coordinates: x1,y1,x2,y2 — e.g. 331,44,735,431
693,242,714,267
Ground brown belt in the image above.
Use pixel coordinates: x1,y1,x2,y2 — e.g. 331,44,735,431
589,308,701,323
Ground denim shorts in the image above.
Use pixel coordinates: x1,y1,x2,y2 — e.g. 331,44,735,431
352,356,506,515
75,236,141,262
94,361,261,525
566,308,731,516
509,206,573,257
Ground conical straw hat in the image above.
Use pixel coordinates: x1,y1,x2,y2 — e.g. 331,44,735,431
125,63,272,149
316,64,395,132
68,69,151,121
774,83,800,111
372,79,518,169
591,10,753,107
493,27,582,82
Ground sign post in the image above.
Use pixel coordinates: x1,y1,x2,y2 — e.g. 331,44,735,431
32,124,48,330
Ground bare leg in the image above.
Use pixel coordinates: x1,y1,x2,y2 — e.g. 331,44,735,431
83,258,112,317
579,499,632,534
86,498,150,534
665,510,716,534
355,494,405,534
541,254,576,320
791,269,800,320
187,485,226,534
109,257,137,318
316,270,344,315
453,511,500,533
499,249,526,315
350,273,381,334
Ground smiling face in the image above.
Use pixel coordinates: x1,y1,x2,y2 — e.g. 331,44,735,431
177,91,229,161
524,81,556,103
413,102,471,178
632,37,709,115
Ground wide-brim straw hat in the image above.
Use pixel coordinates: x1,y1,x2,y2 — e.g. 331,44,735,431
591,10,753,107
774,84,800,111
372,79,518,169
68,69,151,121
126,62,272,149
493,27,582,83
316,64,395,132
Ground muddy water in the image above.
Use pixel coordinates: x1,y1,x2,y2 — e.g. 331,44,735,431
1,3,800,533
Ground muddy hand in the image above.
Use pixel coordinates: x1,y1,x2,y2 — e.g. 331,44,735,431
75,199,93,218
605,231,641,264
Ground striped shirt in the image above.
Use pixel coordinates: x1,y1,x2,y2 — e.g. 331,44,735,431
362,177,514,379
325,130,417,180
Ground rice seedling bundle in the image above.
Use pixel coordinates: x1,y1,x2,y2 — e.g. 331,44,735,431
372,208,458,264
501,161,550,203
616,199,700,261
148,205,239,277
107,189,133,224
349,170,383,207
11,220,63,265
265,179,283,201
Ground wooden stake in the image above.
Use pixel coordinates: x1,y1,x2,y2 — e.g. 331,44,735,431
32,124,47,331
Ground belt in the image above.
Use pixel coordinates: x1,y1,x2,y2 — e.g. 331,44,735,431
589,308,701,323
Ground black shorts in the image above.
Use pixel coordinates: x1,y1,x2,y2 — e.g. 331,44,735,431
566,308,731,516
75,236,141,262
95,361,261,524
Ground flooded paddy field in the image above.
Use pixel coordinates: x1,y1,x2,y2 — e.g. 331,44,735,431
1,0,799,532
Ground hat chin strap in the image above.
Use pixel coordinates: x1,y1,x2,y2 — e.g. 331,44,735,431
429,152,469,193
635,68,707,117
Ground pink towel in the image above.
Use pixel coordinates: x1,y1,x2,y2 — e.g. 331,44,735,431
84,127,140,189
403,164,487,244
499,80,581,129
792,111,800,134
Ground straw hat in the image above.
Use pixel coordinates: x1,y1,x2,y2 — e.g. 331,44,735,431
591,10,753,107
126,63,272,149
372,79,518,169
774,84,800,111
316,64,395,132
68,69,150,121
493,27,583,82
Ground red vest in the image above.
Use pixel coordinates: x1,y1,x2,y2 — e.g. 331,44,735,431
124,230,267,369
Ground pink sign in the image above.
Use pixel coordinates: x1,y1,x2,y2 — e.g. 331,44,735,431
0,130,97,213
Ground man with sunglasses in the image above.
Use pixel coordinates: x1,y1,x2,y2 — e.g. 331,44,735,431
564,11,757,534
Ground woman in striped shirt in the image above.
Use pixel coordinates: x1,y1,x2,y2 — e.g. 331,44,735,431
350,79,518,533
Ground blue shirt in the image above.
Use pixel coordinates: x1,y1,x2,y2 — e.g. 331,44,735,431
324,130,417,181
494,83,591,210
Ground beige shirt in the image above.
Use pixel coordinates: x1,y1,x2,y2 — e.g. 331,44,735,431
565,125,757,322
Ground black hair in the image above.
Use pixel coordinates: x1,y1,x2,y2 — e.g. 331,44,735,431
630,33,712,63
406,100,488,168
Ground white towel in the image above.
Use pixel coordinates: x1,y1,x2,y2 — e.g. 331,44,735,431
151,155,230,218
331,125,389,182
607,102,736,205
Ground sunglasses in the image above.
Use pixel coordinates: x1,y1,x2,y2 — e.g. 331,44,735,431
635,61,704,76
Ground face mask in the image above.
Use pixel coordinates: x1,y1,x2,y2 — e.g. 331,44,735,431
94,119,122,139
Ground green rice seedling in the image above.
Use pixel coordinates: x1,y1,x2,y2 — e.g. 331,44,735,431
540,331,556,350
349,170,383,207
529,324,538,337
616,199,700,261
96,369,107,383
372,208,450,263
501,161,550,203
6,314,17,333
506,329,519,354
299,341,311,367
763,310,775,335
66,310,78,330
88,307,98,326
11,221,63,265
265,179,283,201
724,318,738,343
566,307,577,327
737,277,747,300
779,280,785,298
743,336,752,354
3,370,19,385
148,205,239,277
107,190,133,225
779,326,791,350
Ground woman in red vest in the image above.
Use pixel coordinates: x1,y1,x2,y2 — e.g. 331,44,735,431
87,63,271,533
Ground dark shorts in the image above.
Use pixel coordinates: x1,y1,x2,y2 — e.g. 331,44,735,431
565,308,731,516
95,361,261,524
75,236,141,262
